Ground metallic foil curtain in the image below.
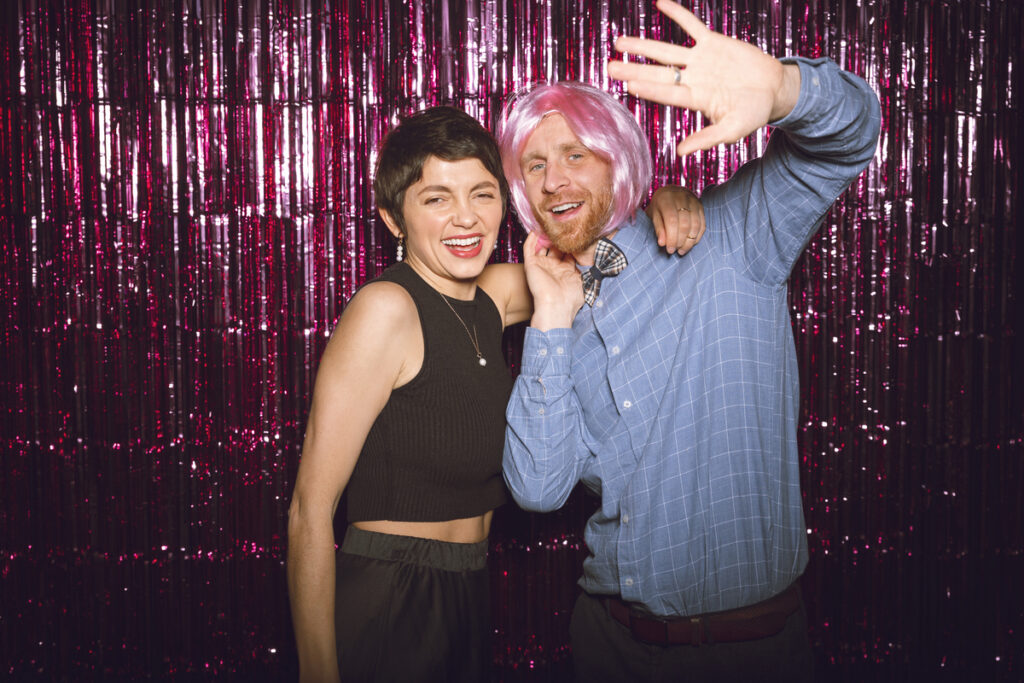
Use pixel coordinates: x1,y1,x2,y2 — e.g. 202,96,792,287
2,0,1021,680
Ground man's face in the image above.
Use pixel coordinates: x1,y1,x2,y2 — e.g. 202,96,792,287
519,114,614,255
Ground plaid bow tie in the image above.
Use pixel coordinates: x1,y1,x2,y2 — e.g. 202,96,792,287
581,237,628,306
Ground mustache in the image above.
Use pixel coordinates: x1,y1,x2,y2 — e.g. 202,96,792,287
540,193,588,211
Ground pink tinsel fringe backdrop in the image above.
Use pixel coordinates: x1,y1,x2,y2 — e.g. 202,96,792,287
2,0,1021,680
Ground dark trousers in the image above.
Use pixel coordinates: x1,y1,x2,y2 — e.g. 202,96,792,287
570,590,814,683
334,526,490,683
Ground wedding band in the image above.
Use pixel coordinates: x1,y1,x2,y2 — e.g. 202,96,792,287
677,206,690,212
669,65,682,85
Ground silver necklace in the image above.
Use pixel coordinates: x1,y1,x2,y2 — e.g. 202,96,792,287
437,291,487,367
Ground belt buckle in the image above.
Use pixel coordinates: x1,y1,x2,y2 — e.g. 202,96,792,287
690,616,705,646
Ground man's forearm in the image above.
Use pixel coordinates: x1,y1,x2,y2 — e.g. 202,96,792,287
502,328,589,512
503,414,584,512
702,57,881,284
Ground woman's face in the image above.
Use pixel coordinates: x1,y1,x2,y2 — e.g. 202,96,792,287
383,155,504,299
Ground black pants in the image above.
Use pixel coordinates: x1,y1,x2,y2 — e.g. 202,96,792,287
570,589,814,683
335,526,491,682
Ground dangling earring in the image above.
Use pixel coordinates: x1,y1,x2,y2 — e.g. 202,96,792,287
396,236,405,261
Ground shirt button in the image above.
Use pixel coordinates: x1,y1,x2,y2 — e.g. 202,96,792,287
622,513,629,524
624,578,634,587
595,300,603,308
539,348,547,357
622,400,632,409
611,345,620,355
556,346,564,355
538,407,545,415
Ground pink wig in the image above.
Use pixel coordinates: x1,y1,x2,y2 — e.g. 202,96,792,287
498,81,653,237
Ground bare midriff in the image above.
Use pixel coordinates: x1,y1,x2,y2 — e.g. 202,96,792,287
353,510,493,544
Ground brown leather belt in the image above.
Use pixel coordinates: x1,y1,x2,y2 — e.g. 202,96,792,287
604,583,801,646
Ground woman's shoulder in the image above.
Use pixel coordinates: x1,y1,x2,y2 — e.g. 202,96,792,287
315,279,421,388
341,279,418,334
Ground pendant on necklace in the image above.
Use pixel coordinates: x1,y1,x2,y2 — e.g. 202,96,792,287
436,289,489,369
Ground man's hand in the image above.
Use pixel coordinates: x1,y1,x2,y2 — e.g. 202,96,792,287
523,232,584,331
607,0,801,157
646,185,705,255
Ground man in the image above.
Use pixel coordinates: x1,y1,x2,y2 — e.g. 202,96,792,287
499,1,881,681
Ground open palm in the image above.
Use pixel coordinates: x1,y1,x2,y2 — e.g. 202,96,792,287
607,0,800,157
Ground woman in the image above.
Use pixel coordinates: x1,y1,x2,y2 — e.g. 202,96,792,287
286,106,704,682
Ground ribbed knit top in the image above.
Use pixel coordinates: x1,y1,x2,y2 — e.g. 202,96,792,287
345,262,511,522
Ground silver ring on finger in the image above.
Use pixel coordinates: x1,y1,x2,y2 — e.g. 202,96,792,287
669,65,683,85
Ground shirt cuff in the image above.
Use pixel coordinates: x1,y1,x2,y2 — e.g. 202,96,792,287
521,326,573,377
770,56,835,130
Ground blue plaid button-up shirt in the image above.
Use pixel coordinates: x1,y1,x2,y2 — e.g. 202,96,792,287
503,57,881,617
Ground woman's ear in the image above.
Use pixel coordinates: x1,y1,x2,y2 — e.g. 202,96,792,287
379,208,404,239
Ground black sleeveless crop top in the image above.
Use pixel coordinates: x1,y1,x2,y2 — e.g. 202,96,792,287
345,262,512,522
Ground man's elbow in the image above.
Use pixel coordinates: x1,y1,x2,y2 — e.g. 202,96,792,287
513,493,562,514
503,475,567,513
852,86,883,165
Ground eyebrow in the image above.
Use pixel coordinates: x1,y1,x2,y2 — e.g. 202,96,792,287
415,180,498,195
521,142,589,165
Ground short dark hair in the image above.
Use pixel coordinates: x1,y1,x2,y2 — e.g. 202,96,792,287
373,106,508,234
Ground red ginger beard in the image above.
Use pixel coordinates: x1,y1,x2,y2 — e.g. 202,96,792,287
531,183,614,256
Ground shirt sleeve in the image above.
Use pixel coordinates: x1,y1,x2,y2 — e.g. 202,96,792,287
502,326,592,512
705,57,882,286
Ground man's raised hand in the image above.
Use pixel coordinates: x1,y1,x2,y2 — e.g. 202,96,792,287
607,0,801,157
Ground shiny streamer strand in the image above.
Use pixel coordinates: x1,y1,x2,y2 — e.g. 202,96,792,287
1,0,1022,679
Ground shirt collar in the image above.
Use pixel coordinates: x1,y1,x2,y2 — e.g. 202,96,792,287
598,210,656,270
